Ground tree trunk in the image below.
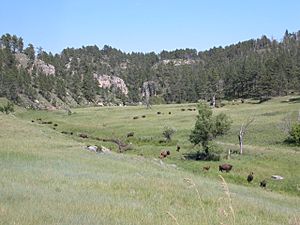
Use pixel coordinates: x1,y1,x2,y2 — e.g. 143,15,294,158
211,94,216,108
238,132,243,155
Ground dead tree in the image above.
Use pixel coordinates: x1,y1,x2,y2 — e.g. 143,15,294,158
238,118,254,155
142,81,156,109
211,94,216,108
96,137,130,152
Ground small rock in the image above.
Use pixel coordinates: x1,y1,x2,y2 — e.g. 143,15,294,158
271,175,284,180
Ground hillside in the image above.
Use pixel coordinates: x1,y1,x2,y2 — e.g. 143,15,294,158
0,99,300,225
1,30,300,108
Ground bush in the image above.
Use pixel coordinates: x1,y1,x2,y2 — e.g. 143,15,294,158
162,126,176,141
189,102,231,161
0,101,14,114
288,123,300,145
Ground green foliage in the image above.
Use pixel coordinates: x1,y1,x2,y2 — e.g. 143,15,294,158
0,101,14,114
2,31,300,107
189,102,232,160
288,123,300,145
162,126,176,141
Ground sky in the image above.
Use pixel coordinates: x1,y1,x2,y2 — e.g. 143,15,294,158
0,0,299,54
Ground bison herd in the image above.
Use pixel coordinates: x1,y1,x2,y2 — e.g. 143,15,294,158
132,108,197,120
33,116,271,189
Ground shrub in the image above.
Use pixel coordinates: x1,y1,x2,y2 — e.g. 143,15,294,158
0,101,14,114
162,126,176,141
288,123,300,145
189,102,231,160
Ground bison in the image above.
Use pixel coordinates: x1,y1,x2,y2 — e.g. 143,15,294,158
203,165,210,171
126,132,134,138
260,180,267,188
160,150,170,159
219,164,233,172
79,133,88,138
247,172,254,183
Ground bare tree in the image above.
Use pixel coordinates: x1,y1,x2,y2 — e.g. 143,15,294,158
238,117,254,155
141,81,156,109
278,113,292,135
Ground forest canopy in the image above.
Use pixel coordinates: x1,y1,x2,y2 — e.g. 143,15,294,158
0,30,299,108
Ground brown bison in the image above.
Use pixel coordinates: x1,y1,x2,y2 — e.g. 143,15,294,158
219,164,233,172
160,150,170,159
79,133,88,138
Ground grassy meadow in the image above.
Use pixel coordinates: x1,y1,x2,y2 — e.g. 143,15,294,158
0,96,300,224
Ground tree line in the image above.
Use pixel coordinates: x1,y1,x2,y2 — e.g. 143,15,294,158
0,30,299,107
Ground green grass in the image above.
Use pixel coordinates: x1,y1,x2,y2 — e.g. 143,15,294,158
0,96,300,224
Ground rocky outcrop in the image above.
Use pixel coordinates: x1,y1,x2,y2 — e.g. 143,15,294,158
93,74,128,95
35,59,55,76
15,53,29,68
152,59,197,69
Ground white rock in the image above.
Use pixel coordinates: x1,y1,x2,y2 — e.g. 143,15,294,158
86,145,98,152
271,175,284,180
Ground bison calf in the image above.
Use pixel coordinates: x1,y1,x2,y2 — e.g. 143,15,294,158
219,164,233,172
203,165,210,171
260,180,267,188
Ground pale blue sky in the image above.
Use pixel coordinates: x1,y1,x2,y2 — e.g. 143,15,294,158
0,0,299,54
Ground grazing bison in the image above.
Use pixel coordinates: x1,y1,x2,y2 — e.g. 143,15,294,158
157,112,161,115
160,150,170,159
79,133,88,138
203,165,210,171
42,121,53,124
247,172,254,183
219,164,233,172
168,112,172,115
176,145,180,152
126,132,134,138
133,116,139,120
141,115,146,118
260,180,267,188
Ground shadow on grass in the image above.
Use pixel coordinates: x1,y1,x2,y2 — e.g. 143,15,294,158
183,151,220,161
284,97,300,104
248,97,271,104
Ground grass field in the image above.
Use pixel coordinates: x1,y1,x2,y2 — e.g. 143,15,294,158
0,96,300,224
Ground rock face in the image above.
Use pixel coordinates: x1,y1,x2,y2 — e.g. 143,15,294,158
152,59,197,69
15,54,56,76
35,59,55,76
15,53,29,68
93,74,128,95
